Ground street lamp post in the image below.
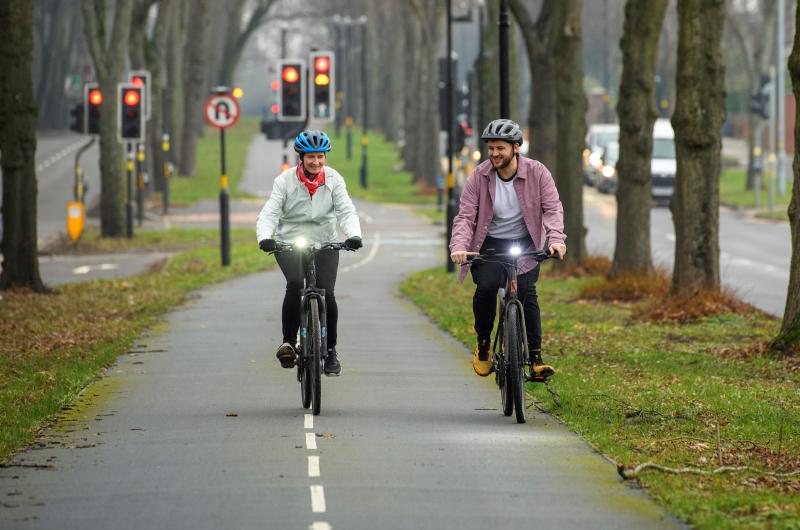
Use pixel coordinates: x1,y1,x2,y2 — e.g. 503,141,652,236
359,17,369,189
499,0,510,118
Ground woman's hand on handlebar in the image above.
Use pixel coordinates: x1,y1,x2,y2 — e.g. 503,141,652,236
259,239,278,253
450,250,479,265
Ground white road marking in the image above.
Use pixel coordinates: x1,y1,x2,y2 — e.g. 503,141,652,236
36,140,87,174
73,266,91,275
310,485,326,513
340,232,381,273
309,522,332,530
304,413,314,429
666,233,676,242
99,263,119,271
308,455,320,477
306,432,317,450
72,263,119,275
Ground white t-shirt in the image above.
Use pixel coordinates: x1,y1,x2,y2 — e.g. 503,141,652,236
489,173,529,239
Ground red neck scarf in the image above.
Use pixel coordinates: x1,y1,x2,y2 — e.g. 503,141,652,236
296,164,326,196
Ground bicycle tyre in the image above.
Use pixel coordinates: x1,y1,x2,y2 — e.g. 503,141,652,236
499,323,513,417
300,309,311,409
310,299,322,415
507,304,526,424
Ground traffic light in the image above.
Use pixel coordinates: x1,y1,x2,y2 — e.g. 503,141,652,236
118,84,145,142
69,103,85,134
85,84,102,135
128,70,151,119
278,59,306,121
310,51,335,121
750,74,770,120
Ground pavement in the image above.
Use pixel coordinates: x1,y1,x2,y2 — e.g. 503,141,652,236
1,135,682,529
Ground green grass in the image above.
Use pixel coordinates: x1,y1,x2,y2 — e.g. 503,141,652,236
0,228,274,462
324,129,437,204
401,267,800,530
720,168,792,221
168,117,260,203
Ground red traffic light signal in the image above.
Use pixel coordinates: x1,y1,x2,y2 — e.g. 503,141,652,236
85,84,102,135
278,60,305,121
310,51,335,121
124,89,141,106
282,66,300,83
131,76,144,88
118,84,144,142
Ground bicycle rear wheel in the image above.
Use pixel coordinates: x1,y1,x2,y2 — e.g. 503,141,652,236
309,299,323,415
506,304,526,424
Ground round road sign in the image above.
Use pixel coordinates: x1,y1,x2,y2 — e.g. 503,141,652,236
204,94,240,129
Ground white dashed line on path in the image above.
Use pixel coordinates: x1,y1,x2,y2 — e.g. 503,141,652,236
309,521,332,530
304,413,314,429
308,456,320,478
306,432,317,450
340,232,381,273
310,485,327,513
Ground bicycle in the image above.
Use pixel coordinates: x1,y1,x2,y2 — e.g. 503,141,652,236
468,241,555,424
270,239,356,416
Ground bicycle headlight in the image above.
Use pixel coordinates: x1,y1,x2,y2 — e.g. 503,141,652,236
294,237,308,249
509,246,522,256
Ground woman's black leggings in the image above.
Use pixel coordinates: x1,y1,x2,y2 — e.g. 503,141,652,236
470,235,542,351
275,249,339,348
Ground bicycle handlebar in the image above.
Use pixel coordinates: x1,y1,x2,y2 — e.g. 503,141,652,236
269,241,357,255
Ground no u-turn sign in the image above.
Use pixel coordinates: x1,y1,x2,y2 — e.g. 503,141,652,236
205,94,240,129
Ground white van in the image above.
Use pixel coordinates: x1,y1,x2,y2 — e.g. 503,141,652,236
651,118,676,200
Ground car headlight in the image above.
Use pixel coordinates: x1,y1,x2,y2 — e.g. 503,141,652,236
601,165,616,178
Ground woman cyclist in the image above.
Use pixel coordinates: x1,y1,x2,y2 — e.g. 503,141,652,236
256,130,363,376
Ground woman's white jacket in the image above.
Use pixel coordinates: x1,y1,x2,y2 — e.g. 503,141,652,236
256,165,362,245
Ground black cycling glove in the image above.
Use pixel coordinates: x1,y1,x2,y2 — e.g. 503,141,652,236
344,236,363,250
259,239,277,252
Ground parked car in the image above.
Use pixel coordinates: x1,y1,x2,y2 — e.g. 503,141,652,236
596,141,619,194
651,119,676,201
583,123,619,186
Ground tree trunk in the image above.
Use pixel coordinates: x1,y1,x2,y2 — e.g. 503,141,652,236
553,0,587,264
509,0,557,171
82,0,133,237
165,0,187,169
670,0,726,294
610,0,669,277
179,0,214,176
0,0,45,291
771,1,800,357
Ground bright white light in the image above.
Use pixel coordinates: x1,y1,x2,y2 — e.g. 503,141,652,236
589,152,602,167
509,246,522,256
602,165,616,178
295,237,308,249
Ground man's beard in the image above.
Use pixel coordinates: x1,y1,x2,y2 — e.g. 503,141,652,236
491,153,514,169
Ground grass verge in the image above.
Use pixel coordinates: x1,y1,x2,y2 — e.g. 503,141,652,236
0,228,273,462
720,168,791,221
324,129,437,204
167,117,260,203
401,266,800,530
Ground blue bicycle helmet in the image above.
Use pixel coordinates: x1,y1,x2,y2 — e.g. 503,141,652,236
294,130,332,154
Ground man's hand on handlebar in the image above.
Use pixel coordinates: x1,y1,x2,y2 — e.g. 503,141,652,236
450,250,479,265
549,242,567,259
259,239,278,253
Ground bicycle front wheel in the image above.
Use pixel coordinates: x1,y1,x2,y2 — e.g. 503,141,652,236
300,308,311,409
499,324,513,417
506,303,526,424
309,299,323,415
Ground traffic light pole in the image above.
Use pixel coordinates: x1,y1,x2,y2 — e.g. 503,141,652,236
499,0,510,119
136,143,145,227
445,0,456,273
126,143,135,238
219,128,231,266
359,22,369,189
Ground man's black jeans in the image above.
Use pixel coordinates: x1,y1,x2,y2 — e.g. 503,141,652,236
471,235,541,352
275,248,339,348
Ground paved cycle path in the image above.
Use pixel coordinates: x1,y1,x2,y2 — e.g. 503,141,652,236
1,141,682,529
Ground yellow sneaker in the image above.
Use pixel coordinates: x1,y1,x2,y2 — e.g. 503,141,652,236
529,349,555,382
473,339,492,377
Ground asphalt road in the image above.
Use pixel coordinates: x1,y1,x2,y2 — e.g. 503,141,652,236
584,188,791,315
0,142,681,529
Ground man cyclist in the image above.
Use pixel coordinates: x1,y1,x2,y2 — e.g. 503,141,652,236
449,119,566,381
256,130,362,376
